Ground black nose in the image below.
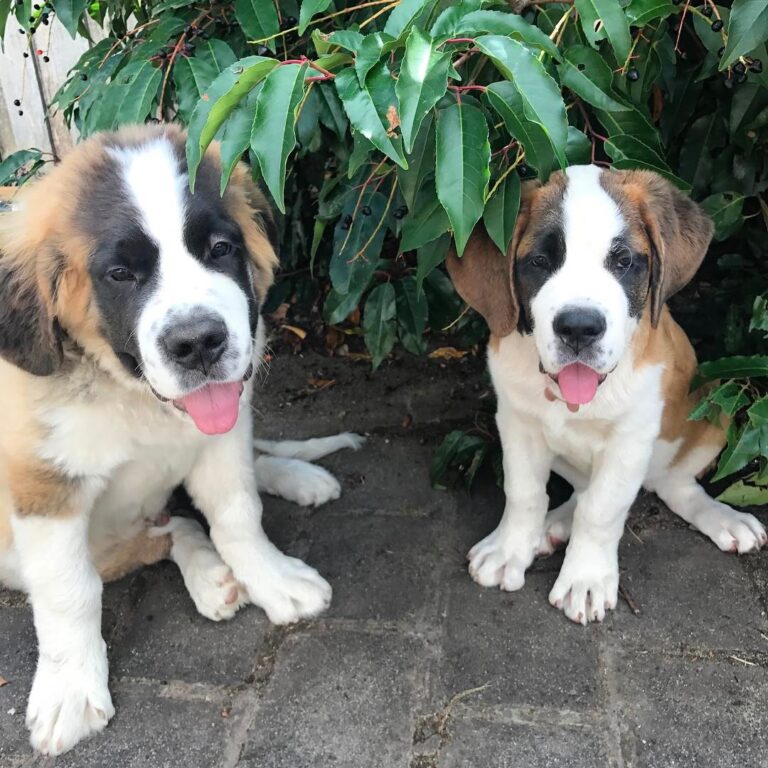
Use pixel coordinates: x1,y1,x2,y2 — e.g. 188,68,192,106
553,307,606,353
162,316,229,373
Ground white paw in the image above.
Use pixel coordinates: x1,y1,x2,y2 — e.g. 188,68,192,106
468,526,539,591
183,553,248,622
695,504,767,554
335,432,366,451
26,647,114,756
536,499,574,556
240,545,332,624
286,463,341,507
549,541,618,625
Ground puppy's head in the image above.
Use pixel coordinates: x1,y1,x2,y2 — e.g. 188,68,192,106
447,166,713,406
0,124,277,435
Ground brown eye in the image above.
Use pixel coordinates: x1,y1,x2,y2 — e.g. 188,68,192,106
211,241,232,259
531,254,550,270
107,267,136,283
615,252,633,270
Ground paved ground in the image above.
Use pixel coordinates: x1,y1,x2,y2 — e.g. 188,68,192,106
1,351,767,768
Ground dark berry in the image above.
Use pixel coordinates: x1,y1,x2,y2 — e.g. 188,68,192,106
80,73,88,80
672,0,683,4
517,163,530,176
18,109,23,116
627,67,640,81
577,63,586,71
13,99,20,106
33,3,40,8
718,46,725,57
19,27,25,33
43,55,49,62
750,58,763,73
41,16,48,24
395,205,407,219
361,205,371,216
733,61,746,74
711,19,723,32
340,215,352,230
702,5,713,17
22,51,29,57
28,16,35,22
723,75,734,89
735,71,747,84
284,15,297,27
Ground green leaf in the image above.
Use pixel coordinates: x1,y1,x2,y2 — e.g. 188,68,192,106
574,0,632,65
435,102,490,256
625,0,675,25
452,10,562,61
328,29,365,53
334,68,407,168
696,355,768,385
0,148,44,185
750,296,768,334
475,36,568,169
700,193,745,241
396,27,451,153
395,276,428,355
676,111,722,196
54,0,88,38
484,81,557,177
720,0,768,70
186,56,277,191
416,234,450,291
383,0,429,38
364,282,397,369
299,0,332,34
559,46,630,112
0,0,12,41
483,172,520,255
595,103,662,152
330,188,389,294
317,84,349,138
717,480,768,507
430,1,482,38
401,183,450,251
173,38,237,122
114,59,162,126
397,113,435,209
219,87,260,194
234,0,279,46
250,63,308,213
430,430,486,487
713,397,768,481
605,134,690,190
565,126,592,165
355,32,396,86
348,131,374,178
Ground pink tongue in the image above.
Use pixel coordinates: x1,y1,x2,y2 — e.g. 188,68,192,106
177,382,242,435
557,363,600,406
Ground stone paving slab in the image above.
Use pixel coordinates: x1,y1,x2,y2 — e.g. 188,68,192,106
1,354,767,768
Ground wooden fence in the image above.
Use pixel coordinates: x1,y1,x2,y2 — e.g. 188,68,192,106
0,18,101,160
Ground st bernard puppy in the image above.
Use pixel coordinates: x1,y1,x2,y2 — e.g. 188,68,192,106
0,124,360,755
447,166,766,625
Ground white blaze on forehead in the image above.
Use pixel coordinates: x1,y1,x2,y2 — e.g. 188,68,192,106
562,165,624,266
109,138,187,253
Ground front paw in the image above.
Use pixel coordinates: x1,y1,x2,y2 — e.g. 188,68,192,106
285,463,341,508
548,543,618,625
468,527,539,592
27,648,114,755
241,546,332,624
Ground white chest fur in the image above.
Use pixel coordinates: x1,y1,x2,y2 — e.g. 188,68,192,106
488,333,665,477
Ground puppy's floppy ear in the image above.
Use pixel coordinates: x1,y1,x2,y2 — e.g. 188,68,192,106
445,179,539,338
0,258,63,376
226,162,279,299
623,171,713,327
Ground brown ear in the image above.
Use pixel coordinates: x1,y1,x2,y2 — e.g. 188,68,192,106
445,180,539,338
622,171,713,326
0,259,63,376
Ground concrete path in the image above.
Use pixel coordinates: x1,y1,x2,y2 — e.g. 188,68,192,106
1,352,767,768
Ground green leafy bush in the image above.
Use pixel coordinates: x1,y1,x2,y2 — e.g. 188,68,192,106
1,0,767,501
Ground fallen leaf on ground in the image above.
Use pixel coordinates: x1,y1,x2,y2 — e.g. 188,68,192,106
307,377,336,391
0,676,8,687
282,324,307,340
429,347,468,361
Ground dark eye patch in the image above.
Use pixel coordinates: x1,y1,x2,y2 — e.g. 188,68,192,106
604,236,649,318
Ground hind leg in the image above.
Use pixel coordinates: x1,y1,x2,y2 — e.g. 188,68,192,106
652,474,766,553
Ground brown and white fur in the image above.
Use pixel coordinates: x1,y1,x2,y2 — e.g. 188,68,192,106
0,125,361,755
447,165,766,626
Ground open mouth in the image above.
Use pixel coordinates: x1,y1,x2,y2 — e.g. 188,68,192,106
152,363,255,436
540,361,607,406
